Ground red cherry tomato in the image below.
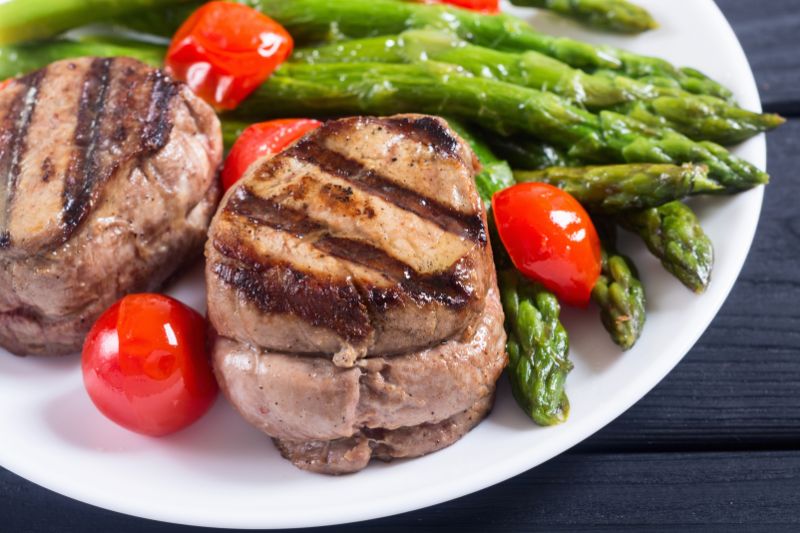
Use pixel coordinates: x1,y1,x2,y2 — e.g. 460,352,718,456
165,1,293,110
492,183,602,307
221,119,322,191
424,0,499,13
81,294,218,436
0,79,11,91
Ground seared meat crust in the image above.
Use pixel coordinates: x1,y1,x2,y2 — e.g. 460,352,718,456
0,57,222,355
206,115,491,365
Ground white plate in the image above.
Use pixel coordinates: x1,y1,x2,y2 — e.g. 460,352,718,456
0,0,766,528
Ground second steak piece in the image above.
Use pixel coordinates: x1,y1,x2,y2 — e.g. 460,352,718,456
0,57,222,356
207,115,493,365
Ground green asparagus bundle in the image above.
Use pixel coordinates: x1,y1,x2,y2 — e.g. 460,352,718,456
232,62,767,191
513,163,720,214
510,0,657,34
111,0,733,101
502,137,717,292
0,38,164,79
488,135,579,170
618,201,714,293
8,38,762,189
294,30,782,145
0,0,187,45
591,221,646,349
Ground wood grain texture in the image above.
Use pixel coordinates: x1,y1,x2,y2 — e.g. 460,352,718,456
718,0,800,114
3,451,800,532
578,118,800,452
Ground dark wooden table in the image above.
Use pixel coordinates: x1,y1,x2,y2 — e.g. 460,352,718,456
3,1,799,531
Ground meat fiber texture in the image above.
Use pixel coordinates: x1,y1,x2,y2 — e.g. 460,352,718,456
0,57,222,355
207,114,507,474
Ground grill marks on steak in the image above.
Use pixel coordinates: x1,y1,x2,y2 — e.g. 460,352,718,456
290,136,486,244
214,186,477,343
206,115,491,361
0,57,181,255
0,57,222,355
213,238,373,344
0,69,45,248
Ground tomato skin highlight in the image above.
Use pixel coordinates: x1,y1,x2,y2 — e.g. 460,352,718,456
492,183,602,307
221,119,322,192
81,294,218,437
165,1,293,110
423,0,499,13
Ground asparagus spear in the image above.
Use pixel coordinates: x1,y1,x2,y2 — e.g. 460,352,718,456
616,98,782,147
222,120,249,151
618,201,714,293
452,119,572,426
591,221,646,349
510,0,657,34
513,163,721,214
231,62,767,191
487,135,578,170
293,31,782,145
114,0,733,101
0,0,187,45
0,38,164,79
501,269,572,425
501,138,716,292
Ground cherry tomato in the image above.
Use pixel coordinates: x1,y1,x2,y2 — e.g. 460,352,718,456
424,0,499,13
81,294,218,436
0,79,10,91
165,1,293,110
221,119,322,191
492,183,601,307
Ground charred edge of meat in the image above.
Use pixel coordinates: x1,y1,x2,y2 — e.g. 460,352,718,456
226,187,475,309
287,137,487,245
325,115,464,160
0,68,46,248
381,116,462,159
141,69,179,152
227,187,325,237
212,238,373,343
314,236,474,309
62,57,114,241
61,58,179,244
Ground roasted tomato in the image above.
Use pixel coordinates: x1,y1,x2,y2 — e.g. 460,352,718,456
425,0,499,13
221,119,322,192
165,1,293,110
492,183,602,307
81,294,218,436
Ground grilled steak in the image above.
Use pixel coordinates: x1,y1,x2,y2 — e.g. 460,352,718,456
214,287,506,474
208,114,506,474
0,57,222,355
206,115,492,366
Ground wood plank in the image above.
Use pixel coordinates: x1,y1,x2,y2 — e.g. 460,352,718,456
579,118,800,452
4,450,800,532
716,0,800,113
